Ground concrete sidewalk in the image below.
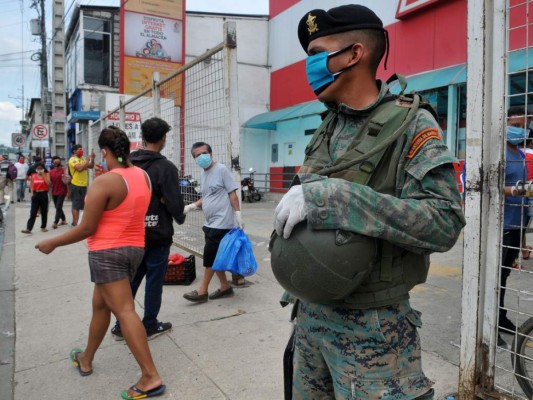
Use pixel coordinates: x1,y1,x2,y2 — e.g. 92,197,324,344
5,198,459,400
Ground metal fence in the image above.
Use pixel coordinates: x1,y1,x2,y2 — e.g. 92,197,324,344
240,171,295,194
461,1,533,398
88,22,240,257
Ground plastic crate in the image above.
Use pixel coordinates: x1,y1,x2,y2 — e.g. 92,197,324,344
164,255,196,285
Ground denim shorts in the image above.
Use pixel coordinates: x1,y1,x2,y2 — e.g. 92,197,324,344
88,246,144,284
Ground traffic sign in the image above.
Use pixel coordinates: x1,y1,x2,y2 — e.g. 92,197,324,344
11,133,26,147
32,124,49,140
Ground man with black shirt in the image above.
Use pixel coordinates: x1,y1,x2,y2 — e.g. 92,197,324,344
111,117,185,340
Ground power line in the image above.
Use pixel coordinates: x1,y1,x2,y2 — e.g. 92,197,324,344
0,50,36,57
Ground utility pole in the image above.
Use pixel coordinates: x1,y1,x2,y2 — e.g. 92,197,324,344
39,0,49,126
51,0,65,158
30,0,49,159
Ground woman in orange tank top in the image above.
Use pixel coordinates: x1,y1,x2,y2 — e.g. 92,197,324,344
35,127,166,400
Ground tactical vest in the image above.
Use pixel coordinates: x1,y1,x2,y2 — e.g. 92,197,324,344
299,77,435,309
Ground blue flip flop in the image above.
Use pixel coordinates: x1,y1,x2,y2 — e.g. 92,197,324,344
69,348,93,377
121,384,166,400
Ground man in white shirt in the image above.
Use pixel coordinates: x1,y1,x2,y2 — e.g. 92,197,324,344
15,156,29,202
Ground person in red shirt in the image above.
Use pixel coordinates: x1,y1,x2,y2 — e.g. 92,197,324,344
49,156,69,229
21,163,51,233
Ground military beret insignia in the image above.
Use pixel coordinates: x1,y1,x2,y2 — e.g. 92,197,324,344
407,128,441,158
306,13,319,35
297,4,386,52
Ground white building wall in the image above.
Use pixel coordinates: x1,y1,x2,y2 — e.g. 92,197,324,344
186,13,270,126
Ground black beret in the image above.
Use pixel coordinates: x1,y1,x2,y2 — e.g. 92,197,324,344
298,4,385,52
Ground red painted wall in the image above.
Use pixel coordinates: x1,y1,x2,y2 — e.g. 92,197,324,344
381,0,467,78
271,0,468,110
271,60,315,110
270,0,530,111
270,0,300,18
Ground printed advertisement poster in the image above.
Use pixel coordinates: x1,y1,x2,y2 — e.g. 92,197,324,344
124,12,183,63
122,56,183,100
120,0,184,95
124,0,183,19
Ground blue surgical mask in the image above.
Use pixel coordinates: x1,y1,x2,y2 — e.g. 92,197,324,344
506,126,529,145
195,154,212,169
101,159,108,172
305,44,354,95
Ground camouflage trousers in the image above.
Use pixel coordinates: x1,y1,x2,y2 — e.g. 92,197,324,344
292,299,434,400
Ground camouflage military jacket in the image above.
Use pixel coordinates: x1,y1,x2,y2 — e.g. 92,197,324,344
301,81,466,255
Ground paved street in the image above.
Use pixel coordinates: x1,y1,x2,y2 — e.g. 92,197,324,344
0,196,467,399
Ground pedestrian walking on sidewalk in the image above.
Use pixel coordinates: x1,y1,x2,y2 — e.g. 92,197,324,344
110,117,185,341
21,163,51,234
182,142,244,303
271,5,466,399
49,156,68,228
68,144,95,227
14,156,29,202
35,126,167,400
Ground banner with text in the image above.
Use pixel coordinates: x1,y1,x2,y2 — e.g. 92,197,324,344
108,111,142,150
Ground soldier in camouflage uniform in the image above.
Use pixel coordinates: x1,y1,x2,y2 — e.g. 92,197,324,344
273,5,466,400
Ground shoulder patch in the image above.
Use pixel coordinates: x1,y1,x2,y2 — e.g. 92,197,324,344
406,128,441,159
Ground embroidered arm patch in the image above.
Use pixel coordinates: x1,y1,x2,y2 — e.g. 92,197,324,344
406,128,441,159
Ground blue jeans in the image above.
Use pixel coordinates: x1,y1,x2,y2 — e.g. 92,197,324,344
130,246,171,330
16,179,25,201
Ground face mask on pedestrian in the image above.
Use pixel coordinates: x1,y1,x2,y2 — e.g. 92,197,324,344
506,126,529,145
100,150,108,172
18,158,24,164
195,153,212,169
305,43,355,95
76,149,84,158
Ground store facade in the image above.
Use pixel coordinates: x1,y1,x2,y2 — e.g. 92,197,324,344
243,0,533,191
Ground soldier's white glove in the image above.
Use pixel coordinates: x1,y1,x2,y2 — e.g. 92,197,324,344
274,185,307,239
234,211,244,229
183,204,197,214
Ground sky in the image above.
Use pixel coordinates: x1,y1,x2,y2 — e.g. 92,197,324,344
0,0,269,149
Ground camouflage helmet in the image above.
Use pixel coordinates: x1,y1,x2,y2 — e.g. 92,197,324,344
269,222,377,303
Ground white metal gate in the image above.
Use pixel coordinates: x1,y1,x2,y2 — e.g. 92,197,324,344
461,1,533,398
89,22,241,257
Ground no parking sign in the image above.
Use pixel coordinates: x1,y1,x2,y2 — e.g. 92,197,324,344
31,124,49,140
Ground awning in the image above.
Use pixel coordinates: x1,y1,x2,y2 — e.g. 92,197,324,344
390,48,533,93
389,64,467,94
509,48,533,73
243,100,326,130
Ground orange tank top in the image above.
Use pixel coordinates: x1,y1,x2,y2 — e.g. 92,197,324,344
87,166,151,251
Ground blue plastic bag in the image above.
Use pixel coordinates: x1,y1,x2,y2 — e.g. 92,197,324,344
212,227,258,277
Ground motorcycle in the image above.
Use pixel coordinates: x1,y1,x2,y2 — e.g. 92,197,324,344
241,168,262,203
179,175,202,205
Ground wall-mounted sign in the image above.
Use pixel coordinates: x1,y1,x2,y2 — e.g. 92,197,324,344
68,110,101,122
107,112,142,149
